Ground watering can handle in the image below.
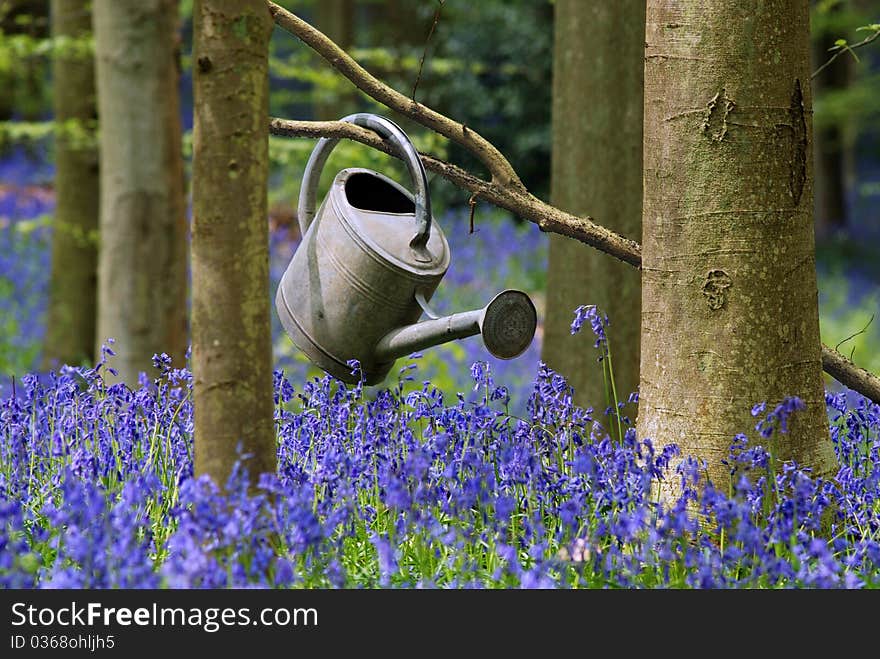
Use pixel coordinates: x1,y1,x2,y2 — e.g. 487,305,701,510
297,113,432,251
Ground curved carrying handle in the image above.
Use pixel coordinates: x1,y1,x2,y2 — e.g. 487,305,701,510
297,113,432,252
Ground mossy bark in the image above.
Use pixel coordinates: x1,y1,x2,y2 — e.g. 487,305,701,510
542,0,644,409
639,0,835,492
192,0,276,488
92,0,188,384
45,0,98,369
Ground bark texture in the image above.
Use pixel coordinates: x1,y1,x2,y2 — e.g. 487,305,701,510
92,0,188,384
639,0,836,491
45,0,99,368
192,0,276,487
543,0,644,409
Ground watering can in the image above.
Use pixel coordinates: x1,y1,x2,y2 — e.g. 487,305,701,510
275,113,537,385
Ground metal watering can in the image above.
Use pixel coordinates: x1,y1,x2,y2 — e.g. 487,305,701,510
275,113,537,385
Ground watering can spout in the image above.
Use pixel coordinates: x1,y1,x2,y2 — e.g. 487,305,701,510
374,289,537,364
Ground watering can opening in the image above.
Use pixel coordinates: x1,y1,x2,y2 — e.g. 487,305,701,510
344,172,415,215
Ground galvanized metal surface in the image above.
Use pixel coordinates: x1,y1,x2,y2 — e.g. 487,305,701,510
297,113,433,258
276,113,538,385
374,289,537,363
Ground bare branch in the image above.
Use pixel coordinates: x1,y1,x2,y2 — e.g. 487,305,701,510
269,117,643,267
822,345,880,404
267,0,523,190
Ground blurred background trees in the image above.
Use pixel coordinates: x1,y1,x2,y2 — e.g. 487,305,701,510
92,0,188,386
44,0,97,369
542,0,643,410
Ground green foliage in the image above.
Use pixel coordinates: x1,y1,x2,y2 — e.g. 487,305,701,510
395,0,554,199
819,268,880,377
267,126,448,212
813,73,880,130
811,1,880,133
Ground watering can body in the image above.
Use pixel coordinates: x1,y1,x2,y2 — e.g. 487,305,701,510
276,113,537,386
276,167,450,385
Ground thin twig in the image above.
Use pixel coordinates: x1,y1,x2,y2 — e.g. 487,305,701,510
412,0,445,102
835,313,874,361
812,28,880,79
468,192,478,234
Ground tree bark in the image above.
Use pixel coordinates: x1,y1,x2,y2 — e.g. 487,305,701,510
44,0,98,368
639,0,836,492
192,0,276,488
542,0,644,409
314,0,355,120
92,0,188,385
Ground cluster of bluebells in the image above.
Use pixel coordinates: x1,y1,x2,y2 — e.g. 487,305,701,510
0,168,53,389
1,342,879,588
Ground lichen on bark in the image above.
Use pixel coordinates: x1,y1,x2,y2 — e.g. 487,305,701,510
639,0,835,495
192,0,275,489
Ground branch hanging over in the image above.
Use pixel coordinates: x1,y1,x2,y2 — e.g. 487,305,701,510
269,117,643,267
821,347,880,404
267,0,523,190
266,7,880,406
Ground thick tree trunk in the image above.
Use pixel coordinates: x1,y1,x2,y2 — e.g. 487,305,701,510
192,0,276,488
542,0,644,409
639,0,835,492
92,0,188,385
45,0,98,368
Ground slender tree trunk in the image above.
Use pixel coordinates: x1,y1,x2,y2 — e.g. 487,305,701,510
639,0,835,493
92,0,188,384
383,0,423,49
812,23,852,238
192,0,275,488
314,0,354,120
44,0,98,368
542,0,643,409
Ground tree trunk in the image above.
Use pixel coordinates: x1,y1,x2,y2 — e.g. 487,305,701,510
639,0,835,492
192,0,275,488
44,0,98,368
92,0,188,385
542,0,644,410
314,0,354,120
812,19,853,239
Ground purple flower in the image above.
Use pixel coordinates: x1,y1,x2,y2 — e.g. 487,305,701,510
570,305,609,350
